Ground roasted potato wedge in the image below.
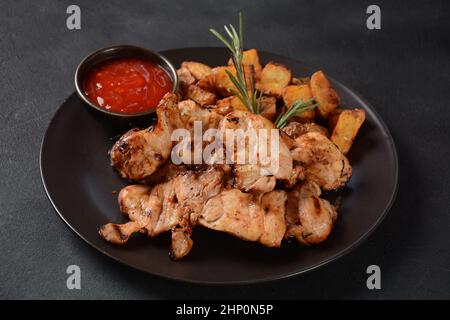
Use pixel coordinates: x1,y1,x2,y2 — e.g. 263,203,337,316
256,62,291,96
310,70,339,118
282,85,315,122
211,65,254,97
329,109,366,154
216,94,274,119
211,66,238,97
186,84,217,106
228,49,263,79
181,61,212,81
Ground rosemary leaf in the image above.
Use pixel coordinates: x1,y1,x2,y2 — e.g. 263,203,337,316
275,99,319,129
210,12,259,114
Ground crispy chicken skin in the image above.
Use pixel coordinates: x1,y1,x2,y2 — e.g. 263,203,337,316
285,182,337,245
199,189,287,247
290,132,352,190
282,121,330,139
109,93,182,181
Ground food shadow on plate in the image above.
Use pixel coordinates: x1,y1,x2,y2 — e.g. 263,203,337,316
346,119,378,166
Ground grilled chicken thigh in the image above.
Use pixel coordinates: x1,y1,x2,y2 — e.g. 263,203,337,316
100,168,288,258
285,181,337,245
290,132,352,190
199,189,287,247
100,167,224,259
110,94,223,181
282,121,330,139
219,110,293,193
110,93,182,181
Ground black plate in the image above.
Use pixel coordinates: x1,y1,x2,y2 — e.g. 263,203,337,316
40,47,398,284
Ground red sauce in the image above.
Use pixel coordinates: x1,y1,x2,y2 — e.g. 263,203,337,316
83,58,173,114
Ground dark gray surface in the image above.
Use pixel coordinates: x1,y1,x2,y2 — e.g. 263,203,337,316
0,0,449,299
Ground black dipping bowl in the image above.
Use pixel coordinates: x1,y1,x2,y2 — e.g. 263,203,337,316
75,45,178,126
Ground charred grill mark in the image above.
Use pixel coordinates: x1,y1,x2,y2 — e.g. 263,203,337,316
312,196,321,212
114,224,128,241
230,165,236,186
302,232,313,239
154,153,163,161
99,224,128,243
340,159,345,177
171,194,178,204
117,140,130,154
226,117,240,124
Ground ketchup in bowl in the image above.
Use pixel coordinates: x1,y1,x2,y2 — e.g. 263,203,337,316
83,58,173,114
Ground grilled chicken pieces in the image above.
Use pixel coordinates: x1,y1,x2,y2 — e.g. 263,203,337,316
103,100,352,259
285,181,337,245
110,93,223,181
219,110,293,193
102,60,358,260
100,167,224,260
110,93,182,181
199,189,287,247
100,167,287,258
291,132,352,190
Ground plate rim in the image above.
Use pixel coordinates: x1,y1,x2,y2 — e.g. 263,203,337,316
40,47,399,285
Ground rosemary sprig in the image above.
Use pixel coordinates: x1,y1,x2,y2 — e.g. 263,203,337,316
275,99,319,129
209,12,260,114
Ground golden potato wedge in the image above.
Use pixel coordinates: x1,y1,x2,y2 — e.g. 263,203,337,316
329,109,366,154
228,49,263,79
217,94,275,120
256,62,291,97
259,96,277,121
211,66,254,97
185,84,217,106
282,85,315,122
310,70,339,118
181,61,212,81
211,66,237,97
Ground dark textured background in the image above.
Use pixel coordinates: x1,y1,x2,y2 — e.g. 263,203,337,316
1,0,449,299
